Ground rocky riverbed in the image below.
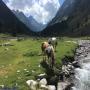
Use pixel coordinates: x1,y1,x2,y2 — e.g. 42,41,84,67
57,54,79,90
72,40,90,90
57,40,90,90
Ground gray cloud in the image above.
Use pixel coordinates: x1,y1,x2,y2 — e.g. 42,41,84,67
3,0,9,3
3,0,60,24
6,0,33,10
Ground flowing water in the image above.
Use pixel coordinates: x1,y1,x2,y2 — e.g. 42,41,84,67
72,40,90,90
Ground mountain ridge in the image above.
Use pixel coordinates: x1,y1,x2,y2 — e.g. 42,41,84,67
40,0,90,37
0,0,35,36
12,10,46,32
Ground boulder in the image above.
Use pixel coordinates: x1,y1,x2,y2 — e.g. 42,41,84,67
40,85,48,90
72,61,80,68
47,85,56,90
39,78,47,86
57,82,68,90
26,80,37,90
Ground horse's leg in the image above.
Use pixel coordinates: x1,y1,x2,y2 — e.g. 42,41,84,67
53,44,56,52
47,53,51,67
51,53,55,68
50,57,52,68
43,51,46,61
44,50,48,62
47,55,50,65
51,58,54,68
44,52,47,61
43,55,45,61
42,51,45,61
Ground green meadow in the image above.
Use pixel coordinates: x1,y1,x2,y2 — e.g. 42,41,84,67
0,37,77,90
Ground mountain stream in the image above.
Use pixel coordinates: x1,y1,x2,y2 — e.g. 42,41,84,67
72,40,90,90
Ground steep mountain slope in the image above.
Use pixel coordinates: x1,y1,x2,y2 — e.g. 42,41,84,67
28,16,46,32
0,0,34,36
40,0,90,37
12,10,33,31
39,20,68,37
13,10,46,32
50,0,75,25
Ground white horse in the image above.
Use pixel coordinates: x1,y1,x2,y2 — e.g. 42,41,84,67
48,37,58,52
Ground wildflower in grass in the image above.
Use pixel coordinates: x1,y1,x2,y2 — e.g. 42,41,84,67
2,65,5,68
26,71,29,73
24,69,27,71
5,76,8,79
0,85,4,88
38,65,41,68
17,70,20,73
9,64,12,66
32,70,35,73
17,77,21,79
15,83,18,87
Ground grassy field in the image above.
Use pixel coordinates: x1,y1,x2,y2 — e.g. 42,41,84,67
0,37,77,90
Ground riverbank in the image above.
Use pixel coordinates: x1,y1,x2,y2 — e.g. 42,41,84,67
57,40,90,90
71,40,90,90
57,52,79,90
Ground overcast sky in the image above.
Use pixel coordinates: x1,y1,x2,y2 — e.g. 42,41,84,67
3,0,65,24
